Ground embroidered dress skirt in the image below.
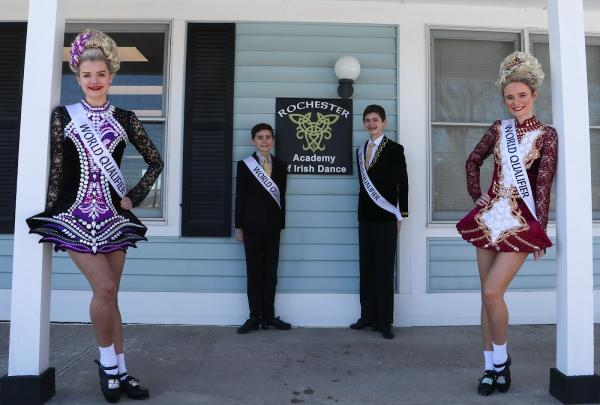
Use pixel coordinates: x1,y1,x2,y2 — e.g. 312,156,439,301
456,187,552,253
27,203,147,255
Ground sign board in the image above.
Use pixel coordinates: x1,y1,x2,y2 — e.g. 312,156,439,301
275,98,353,175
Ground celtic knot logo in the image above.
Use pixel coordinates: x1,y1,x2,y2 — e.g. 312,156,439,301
288,112,340,153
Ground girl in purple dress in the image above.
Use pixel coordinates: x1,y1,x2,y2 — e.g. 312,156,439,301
27,30,163,402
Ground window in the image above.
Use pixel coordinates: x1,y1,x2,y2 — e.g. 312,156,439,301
531,34,600,219
430,30,521,221
61,24,169,219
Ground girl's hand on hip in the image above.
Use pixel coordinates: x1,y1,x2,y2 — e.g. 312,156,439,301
533,249,546,261
475,193,491,207
120,196,133,210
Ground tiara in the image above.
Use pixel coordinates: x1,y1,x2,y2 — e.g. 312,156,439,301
69,31,93,70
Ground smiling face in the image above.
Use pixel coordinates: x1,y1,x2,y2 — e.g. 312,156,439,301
77,60,112,106
252,129,275,156
363,112,387,139
503,81,537,123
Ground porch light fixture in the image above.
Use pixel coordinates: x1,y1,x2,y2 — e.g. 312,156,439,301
334,56,361,99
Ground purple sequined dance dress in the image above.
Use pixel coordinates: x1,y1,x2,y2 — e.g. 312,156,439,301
27,100,163,254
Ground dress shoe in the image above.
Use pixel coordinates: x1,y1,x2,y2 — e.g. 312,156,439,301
237,317,260,334
350,317,370,330
477,370,496,396
381,325,395,339
94,360,121,403
261,316,291,330
494,356,511,393
119,373,149,399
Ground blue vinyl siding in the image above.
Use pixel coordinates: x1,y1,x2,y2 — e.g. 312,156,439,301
428,237,600,292
0,23,396,294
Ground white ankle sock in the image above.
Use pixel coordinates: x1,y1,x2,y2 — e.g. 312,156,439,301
493,342,508,371
117,353,128,379
484,350,494,371
99,344,118,375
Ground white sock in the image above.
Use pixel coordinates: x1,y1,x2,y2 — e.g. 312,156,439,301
99,344,118,375
117,353,128,380
484,350,494,371
493,342,508,371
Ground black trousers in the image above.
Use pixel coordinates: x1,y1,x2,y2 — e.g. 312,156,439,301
358,220,397,326
243,231,280,319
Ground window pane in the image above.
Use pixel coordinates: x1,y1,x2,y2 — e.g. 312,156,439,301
588,44,600,126
60,29,167,218
433,38,515,123
431,125,493,221
592,129,600,219
529,41,553,124
531,39,600,126
121,123,165,217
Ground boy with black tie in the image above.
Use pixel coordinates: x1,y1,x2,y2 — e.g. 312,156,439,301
350,105,409,339
235,123,291,334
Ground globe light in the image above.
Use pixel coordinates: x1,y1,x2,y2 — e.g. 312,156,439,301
334,56,361,98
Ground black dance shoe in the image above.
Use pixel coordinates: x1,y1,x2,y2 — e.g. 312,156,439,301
349,317,370,330
477,370,496,396
381,325,395,339
94,360,121,403
237,317,260,334
261,316,291,330
494,356,512,393
119,373,150,400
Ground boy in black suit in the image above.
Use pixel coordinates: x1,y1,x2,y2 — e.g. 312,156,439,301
350,105,409,339
235,123,291,334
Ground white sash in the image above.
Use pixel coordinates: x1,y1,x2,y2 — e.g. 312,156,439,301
500,119,538,220
66,103,127,198
243,155,281,208
357,145,402,222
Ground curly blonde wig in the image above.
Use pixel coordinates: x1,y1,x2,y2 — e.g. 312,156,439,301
496,51,545,93
69,30,120,74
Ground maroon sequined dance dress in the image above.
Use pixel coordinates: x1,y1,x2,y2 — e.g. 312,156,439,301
456,117,557,252
26,100,163,254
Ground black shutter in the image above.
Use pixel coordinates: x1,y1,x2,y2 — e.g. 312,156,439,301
181,23,235,236
0,23,27,234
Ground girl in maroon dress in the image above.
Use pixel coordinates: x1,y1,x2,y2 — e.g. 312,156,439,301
456,52,558,396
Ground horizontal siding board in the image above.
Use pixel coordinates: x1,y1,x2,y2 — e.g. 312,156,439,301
52,274,359,293
236,35,396,53
51,258,357,278
235,66,397,84
234,82,396,100
236,23,396,38
427,237,600,292
235,51,396,68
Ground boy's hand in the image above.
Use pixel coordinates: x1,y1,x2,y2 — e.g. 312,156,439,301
235,228,244,242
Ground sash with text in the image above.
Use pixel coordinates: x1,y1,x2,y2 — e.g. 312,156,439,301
243,156,281,208
66,103,128,198
500,119,538,220
357,146,402,222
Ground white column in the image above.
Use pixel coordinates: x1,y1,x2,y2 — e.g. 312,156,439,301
8,0,64,376
547,0,594,376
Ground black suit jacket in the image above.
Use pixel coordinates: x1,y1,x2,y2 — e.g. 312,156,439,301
357,136,409,222
235,153,287,234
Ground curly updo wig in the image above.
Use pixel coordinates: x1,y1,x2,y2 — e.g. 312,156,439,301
496,51,545,93
69,30,120,74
